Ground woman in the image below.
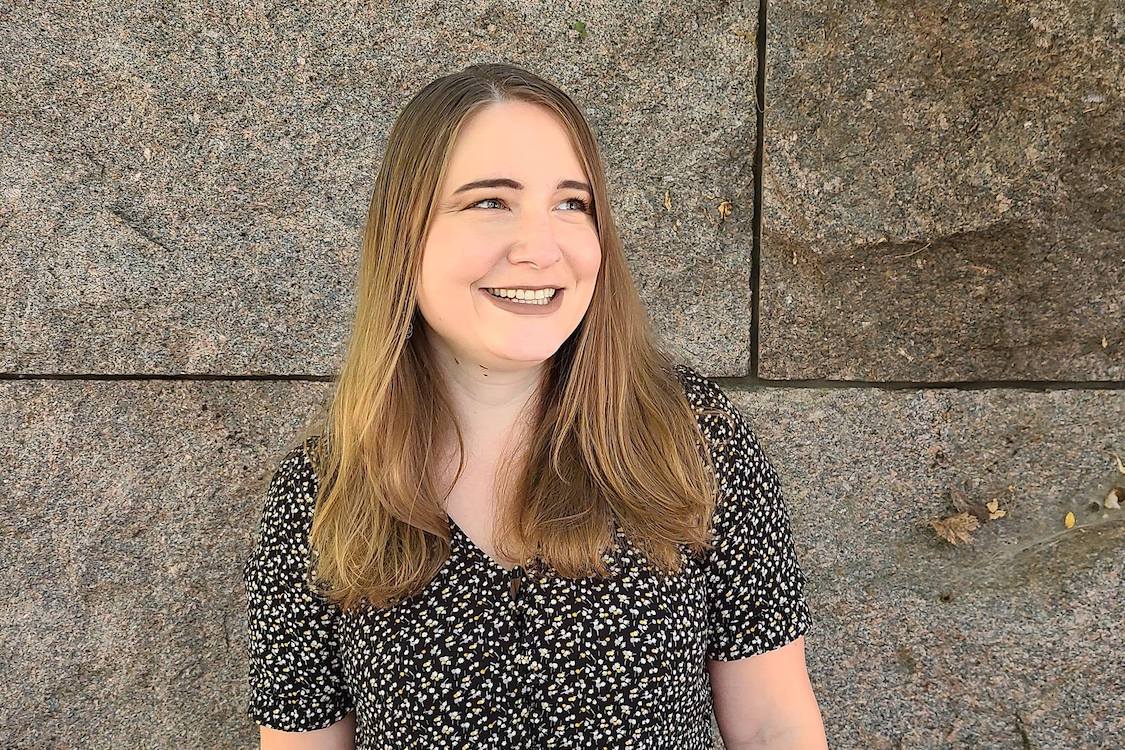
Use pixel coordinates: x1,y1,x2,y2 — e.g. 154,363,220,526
243,62,828,749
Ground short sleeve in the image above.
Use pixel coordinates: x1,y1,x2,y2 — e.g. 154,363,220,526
242,442,355,730
693,379,813,661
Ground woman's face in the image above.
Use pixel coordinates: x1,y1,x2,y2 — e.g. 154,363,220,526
417,100,602,373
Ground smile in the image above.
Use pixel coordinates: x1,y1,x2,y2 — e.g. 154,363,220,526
479,287,565,316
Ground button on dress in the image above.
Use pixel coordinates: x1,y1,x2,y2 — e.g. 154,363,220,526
243,364,813,748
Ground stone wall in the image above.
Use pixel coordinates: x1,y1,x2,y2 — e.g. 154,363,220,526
2,1,1121,748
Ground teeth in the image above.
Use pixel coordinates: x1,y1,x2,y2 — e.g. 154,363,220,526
486,287,558,300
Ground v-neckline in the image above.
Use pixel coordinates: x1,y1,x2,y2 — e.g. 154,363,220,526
446,514,523,574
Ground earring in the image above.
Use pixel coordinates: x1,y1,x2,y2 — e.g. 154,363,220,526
406,320,414,339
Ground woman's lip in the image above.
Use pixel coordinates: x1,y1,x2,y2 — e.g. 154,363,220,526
481,286,565,291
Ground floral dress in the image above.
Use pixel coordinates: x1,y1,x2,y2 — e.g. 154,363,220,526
243,365,813,748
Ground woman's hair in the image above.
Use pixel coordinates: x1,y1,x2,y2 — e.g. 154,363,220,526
290,62,732,611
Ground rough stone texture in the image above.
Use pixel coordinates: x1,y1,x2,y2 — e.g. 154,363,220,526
724,385,1125,749
3,1,1123,749
1,1,759,377
0,379,327,748
759,2,1124,381
3,380,1122,747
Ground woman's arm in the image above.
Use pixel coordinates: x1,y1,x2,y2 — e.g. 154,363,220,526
708,636,828,749
244,445,356,741
259,711,356,750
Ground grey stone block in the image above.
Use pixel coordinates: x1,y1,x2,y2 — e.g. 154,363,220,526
758,2,1124,381
1,378,328,748
4,380,1122,747
1,3,762,377
726,384,1125,748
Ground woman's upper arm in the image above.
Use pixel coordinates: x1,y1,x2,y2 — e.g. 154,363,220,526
259,711,356,750
697,388,813,662
686,370,824,744
707,637,827,747
244,443,356,736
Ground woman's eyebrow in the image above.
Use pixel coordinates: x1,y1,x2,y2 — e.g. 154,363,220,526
452,178,592,196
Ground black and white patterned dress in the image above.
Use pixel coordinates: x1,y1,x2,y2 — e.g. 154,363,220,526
243,364,813,748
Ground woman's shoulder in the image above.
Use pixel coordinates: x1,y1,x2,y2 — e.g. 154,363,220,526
275,437,321,489
671,363,744,441
672,363,732,407
255,438,324,540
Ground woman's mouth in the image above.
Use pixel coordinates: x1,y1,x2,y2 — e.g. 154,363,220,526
479,287,565,316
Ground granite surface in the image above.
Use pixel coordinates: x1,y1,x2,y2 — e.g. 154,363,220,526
2,1,760,377
3,379,1122,747
2,1,1122,749
759,1,1123,381
730,384,1125,748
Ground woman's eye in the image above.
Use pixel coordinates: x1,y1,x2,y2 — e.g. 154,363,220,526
468,197,592,212
470,197,505,210
562,197,592,213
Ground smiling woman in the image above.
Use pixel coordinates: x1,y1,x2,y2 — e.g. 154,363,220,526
418,97,603,366
243,62,826,749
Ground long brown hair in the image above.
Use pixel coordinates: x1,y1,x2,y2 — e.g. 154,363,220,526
291,62,734,612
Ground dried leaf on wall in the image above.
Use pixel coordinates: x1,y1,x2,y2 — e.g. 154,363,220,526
929,512,981,545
